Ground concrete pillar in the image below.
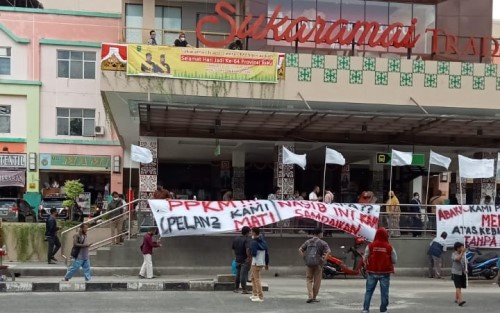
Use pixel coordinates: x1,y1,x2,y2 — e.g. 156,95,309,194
142,0,156,43
473,152,496,204
138,137,158,208
370,157,384,203
232,151,245,200
274,145,294,200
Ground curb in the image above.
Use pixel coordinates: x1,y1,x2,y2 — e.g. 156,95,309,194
0,281,269,293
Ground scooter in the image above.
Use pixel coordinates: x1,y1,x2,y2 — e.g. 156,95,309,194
323,237,367,279
465,248,498,280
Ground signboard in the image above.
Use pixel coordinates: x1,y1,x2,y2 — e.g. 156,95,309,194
127,44,281,83
101,43,127,71
39,154,111,171
196,1,500,58
376,153,425,166
0,170,25,187
148,200,380,240
437,205,500,248
0,154,26,169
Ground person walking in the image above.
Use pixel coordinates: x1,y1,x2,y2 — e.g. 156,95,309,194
139,227,162,279
63,223,92,281
385,191,401,237
427,232,448,279
299,228,331,303
451,242,467,306
362,227,397,313
45,207,60,264
409,192,423,237
107,192,124,245
249,227,269,303
232,226,251,294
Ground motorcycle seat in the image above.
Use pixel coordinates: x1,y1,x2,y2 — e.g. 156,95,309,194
473,253,498,263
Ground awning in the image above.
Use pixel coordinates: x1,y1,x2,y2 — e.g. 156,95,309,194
137,103,500,148
0,170,25,187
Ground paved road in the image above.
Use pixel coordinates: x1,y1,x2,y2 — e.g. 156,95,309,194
1,277,498,313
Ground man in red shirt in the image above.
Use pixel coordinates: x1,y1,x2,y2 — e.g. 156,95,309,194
139,227,162,279
362,227,397,313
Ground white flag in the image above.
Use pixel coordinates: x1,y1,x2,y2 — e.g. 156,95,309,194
283,147,307,170
430,150,452,170
458,155,494,178
131,144,153,164
391,149,412,166
325,147,346,165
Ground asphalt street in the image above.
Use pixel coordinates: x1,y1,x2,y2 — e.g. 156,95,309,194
1,277,498,313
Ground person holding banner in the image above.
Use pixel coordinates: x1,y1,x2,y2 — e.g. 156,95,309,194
451,242,467,306
385,191,401,237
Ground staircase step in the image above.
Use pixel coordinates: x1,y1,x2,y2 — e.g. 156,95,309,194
216,274,235,283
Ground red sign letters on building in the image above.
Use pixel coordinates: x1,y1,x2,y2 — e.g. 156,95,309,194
196,1,499,58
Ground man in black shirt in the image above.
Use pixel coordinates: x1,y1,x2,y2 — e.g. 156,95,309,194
232,226,251,294
45,207,60,264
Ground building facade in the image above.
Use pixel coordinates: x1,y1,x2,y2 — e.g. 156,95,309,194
103,0,500,205
0,5,124,209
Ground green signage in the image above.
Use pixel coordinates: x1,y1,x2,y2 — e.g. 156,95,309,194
376,153,425,166
40,153,111,170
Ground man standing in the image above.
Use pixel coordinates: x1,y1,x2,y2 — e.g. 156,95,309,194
45,207,60,264
409,192,423,237
267,187,280,200
147,30,157,45
63,223,92,281
309,186,322,201
427,232,448,279
299,228,331,303
153,184,171,199
139,227,162,279
249,227,269,303
232,226,251,294
362,227,397,313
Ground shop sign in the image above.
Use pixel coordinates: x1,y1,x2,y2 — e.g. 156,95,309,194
196,1,500,58
377,153,425,166
39,154,111,170
0,154,26,169
0,170,25,187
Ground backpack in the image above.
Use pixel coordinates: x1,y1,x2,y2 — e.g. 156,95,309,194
304,239,323,267
107,199,123,218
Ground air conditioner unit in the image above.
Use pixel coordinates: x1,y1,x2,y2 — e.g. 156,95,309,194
94,126,105,136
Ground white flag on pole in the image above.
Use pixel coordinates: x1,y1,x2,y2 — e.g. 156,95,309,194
391,149,412,166
131,144,153,164
283,146,307,170
458,155,494,178
325,147,346,165
429,150,452,170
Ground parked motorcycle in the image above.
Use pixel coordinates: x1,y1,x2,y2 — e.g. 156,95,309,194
465,248,498,280
323,237,367,279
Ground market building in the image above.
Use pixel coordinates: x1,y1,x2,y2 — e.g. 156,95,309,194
0,1,123,209
103,0,500,205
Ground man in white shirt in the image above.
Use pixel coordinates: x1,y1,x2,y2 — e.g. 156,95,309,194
309,186,322,201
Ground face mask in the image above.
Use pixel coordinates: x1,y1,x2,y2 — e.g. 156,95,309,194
415,196,419,199
180,37,185,41
113,197,119,201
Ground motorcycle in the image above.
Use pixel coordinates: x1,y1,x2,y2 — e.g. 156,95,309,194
323,237,367,279
465,248,498,280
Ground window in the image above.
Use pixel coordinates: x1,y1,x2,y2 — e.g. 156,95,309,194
155,6,182,45
57,108,95,136
57,50,96,79
0,47,11,75
126,4,143,43
0,105,10,133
